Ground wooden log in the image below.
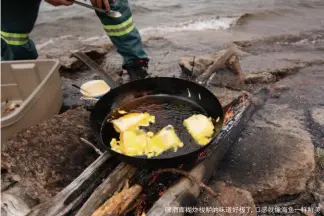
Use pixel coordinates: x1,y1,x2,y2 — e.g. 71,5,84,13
179,47,243,90
26,152,112,216
76,163,137,216
1,193,31,216
196,48,237,84
91,183,142,216
1,107,99,202
196,48,237,85
147,88,269,216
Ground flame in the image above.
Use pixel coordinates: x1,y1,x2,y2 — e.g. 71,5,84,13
148,173,160,185
141,212,146,216
223,109,234,125
199,149,208,158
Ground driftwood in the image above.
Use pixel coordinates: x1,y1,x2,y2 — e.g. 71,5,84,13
91,182,142,216
196,47,237,84
147,88,269,216
179,47,244,89
26,152,112,216
76,163,137,216
1,193,31,216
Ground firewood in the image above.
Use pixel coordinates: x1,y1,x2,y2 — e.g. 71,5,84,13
155,168,218,198
76,163,137,216
91,182,142,216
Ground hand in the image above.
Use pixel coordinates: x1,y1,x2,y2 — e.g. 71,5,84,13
45,0,73,6
90,0,112,12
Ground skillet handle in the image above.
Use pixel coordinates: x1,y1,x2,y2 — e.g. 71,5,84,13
72,52,122,88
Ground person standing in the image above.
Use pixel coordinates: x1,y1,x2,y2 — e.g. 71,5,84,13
1,0,149,80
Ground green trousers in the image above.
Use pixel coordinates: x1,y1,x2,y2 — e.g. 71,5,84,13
1,0,148,66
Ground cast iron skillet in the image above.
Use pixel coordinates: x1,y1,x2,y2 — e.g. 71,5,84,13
90,76,224,167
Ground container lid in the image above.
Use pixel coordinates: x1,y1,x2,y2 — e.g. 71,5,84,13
80,80,110,98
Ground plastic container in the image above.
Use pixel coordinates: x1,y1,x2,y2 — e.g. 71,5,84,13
80,80,110,99
1,59,63,142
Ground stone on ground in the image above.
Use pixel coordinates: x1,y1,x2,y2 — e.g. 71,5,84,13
1,107,98,202
214,104,315,203
311,107,324,126
244,72,276,84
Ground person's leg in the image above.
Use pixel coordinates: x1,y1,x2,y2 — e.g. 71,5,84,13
1,0,41,60
95,0,149,80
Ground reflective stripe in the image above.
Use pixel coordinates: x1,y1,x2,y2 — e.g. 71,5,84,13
1,31,28,38
103,17,135,36
1,31,29,45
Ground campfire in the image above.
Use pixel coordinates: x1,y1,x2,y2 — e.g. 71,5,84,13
27,89,267,216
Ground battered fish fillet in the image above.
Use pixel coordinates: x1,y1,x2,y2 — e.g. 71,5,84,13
146,125,184,158
183,114,214,145
110,129,153,156
110,112,184,158
110,112,155,133
110,125,183,158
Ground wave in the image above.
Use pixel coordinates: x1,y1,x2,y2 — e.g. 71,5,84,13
235,8,298,25
139,17,237,36
131,3,182,14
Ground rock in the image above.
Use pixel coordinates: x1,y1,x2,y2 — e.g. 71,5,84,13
179,55,214,77
196,181,256,216
311,107,324,126
46,44,113,70
1,107,98,202
244,72,276,84
272,84,290,92
215,104,315,203
209,87,243,108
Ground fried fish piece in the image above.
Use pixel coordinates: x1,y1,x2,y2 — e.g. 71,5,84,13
183,114,214,145
110,112,155,133
111,129,152,156
146,125,184,158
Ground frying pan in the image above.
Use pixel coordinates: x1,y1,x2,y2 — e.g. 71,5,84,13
83,59,224,167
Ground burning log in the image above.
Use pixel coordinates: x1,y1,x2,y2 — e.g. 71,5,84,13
147,88,269,216
76,163,137,216
91,182,142,216
26,152,112,216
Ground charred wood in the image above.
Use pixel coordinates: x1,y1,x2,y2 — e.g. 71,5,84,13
91,182,142,216
76,163,137,216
